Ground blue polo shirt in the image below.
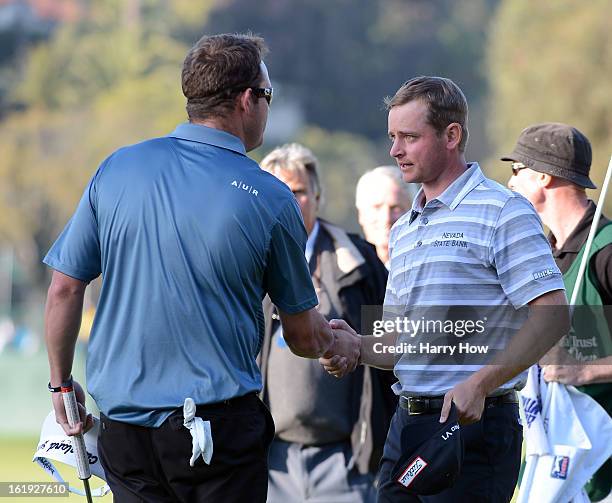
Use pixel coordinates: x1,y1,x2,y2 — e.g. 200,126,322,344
44,123,318,426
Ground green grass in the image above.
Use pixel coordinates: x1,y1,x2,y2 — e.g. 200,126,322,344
0,436,522,501
0,436,111,502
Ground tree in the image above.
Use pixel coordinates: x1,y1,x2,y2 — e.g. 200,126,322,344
486,0,612,211
0,0,213,290
205,0,498,159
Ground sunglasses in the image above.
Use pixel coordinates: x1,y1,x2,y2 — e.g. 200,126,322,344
250,87,273,106
511,162,527,176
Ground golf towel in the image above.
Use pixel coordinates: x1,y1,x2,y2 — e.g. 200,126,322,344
518,365,612,503
183,397,213,466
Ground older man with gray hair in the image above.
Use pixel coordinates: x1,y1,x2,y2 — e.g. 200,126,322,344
259,143,396,503
355,166,416,267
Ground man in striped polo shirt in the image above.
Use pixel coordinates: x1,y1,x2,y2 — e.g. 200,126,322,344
322,77,570,502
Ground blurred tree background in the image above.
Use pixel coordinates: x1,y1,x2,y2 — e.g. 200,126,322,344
0,0,610,330
486,0,612,205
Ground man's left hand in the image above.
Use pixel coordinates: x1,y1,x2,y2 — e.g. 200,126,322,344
440,378,487,425
540,344,589,385
51,380,93,436
542,364,588,385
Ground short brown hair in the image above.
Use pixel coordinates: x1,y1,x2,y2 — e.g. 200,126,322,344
182,33,268,120
384,76,469,152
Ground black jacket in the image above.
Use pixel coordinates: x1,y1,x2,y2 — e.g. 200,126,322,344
259,220,397,474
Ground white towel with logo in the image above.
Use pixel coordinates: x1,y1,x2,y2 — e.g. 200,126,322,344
519,365,550,457
518,365,612,503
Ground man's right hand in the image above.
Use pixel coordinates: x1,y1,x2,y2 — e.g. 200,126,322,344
319,319,361,378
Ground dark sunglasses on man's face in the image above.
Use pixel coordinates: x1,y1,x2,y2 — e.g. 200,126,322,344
250,87,273,106
511,162,527,176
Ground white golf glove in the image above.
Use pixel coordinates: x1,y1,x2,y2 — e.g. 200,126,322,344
183,398,213,466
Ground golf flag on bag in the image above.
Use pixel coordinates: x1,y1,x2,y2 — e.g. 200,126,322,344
518,365,612,503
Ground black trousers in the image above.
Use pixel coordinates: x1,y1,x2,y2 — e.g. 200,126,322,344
377,402,522,503
98,393,275,502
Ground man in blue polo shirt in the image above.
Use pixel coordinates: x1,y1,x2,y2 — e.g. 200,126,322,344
43,33,359,502
322,76,570,502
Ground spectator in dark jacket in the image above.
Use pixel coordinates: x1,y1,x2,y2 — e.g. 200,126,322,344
259,143,397,503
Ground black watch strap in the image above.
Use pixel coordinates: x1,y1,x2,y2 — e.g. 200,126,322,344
48,375,72,393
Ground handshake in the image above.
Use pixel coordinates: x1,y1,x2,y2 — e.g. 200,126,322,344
319,319,362,378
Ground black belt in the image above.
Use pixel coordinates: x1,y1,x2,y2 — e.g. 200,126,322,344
399,391,518,415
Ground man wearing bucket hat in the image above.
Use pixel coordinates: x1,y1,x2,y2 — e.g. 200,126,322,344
506,122,612,502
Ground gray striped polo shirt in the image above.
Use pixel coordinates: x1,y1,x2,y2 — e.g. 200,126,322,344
384,163,565,396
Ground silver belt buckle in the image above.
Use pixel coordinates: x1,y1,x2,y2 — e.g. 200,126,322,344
407,397,427,415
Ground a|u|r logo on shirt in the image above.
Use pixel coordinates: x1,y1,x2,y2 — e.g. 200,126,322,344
231,180,258,196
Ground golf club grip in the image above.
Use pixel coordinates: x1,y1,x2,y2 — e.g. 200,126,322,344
61,386,92,480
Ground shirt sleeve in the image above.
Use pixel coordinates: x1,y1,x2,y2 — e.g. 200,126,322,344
490,195,566,308
263,199,318,314
43,172,102,282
